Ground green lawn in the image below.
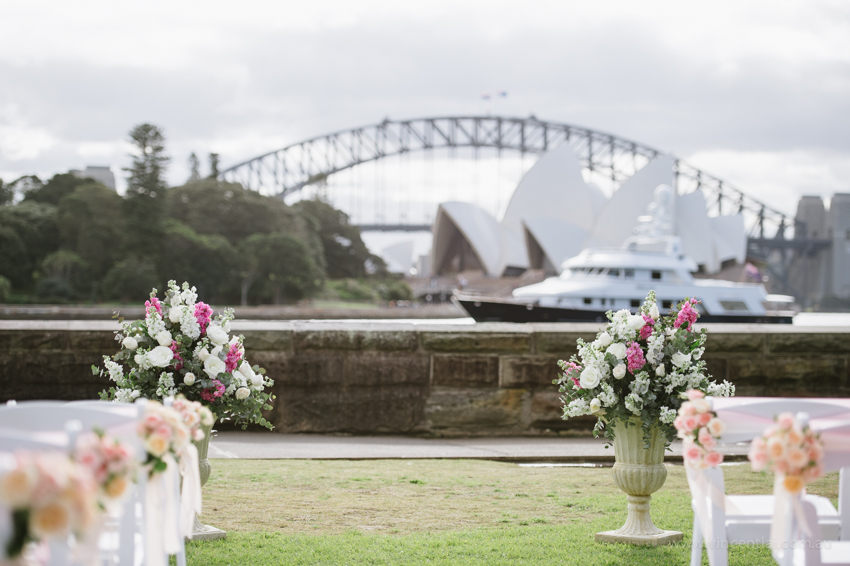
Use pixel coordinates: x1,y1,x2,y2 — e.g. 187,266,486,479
185,460,839,565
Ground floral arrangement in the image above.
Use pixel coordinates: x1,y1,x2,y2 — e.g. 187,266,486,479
0,452,100,560
673,390,726,468
96,281,274,430
73,431,136,507
748,412,824,493
555,291,735,444
137,399,209,475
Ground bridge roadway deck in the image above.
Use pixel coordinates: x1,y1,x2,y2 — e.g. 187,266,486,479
207,432,750,463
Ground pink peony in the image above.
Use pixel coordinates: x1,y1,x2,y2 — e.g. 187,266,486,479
625,342,646,373
704,451,724,467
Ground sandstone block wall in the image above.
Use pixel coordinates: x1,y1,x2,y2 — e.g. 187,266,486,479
1,321,848,436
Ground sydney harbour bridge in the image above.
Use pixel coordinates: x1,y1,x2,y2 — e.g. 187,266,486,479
219,116,829,291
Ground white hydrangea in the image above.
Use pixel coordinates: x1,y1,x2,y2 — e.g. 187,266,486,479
659,406,677,424
707,380,735,397
180,306,201,340
564,398,590,417
134,352,152,371
156,372,176,398
114,388,141,403
598,383,618,407
103,356,128,387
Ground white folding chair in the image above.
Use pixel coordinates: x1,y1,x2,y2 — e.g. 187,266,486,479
794,499,850,565
689,398,850,566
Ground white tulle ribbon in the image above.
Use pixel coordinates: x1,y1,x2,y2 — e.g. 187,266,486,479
769,476,812,566
144,454,181,566
178,445,202,539
686,465,729,554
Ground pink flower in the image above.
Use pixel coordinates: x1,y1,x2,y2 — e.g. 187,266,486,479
200,379,226,402
143,412,163,429
625,342,645,373
145,297,162,316
683,415,699,432
680,402,697,417
674,299,700,331
225,343,243,372
170,341,184,371
194,302,213,335
686,389,705,401
683,440,704,462
638,315,655,340
704,451,724,467
748,448,768,471
777,412,796,431
698,412,712,426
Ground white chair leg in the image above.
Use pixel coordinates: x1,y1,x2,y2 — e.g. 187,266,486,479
690,515,704,566
117,485,137,565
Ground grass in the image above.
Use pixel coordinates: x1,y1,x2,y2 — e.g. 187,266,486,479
185,460,840,565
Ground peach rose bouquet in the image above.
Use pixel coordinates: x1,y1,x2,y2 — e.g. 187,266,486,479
748,412,824,493
73,431,137,508
137,398,208,476
674,389,726,468
0,451,100,561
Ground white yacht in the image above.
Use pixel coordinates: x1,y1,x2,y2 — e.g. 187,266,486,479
456,186,793,323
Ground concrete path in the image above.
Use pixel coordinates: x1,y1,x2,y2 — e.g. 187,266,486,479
208,432,750,463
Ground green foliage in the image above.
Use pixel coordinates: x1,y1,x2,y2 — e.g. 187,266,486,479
293,199,375,278
0,276,11,302
0,178,14,206
378,279,414,302
122,124,169,260
22,173,89,206
160,219,238,299
188,152,201,182
102,257,160,302
323,279,376,301
240,232,323,303
0,200,60,288
35,277,74,302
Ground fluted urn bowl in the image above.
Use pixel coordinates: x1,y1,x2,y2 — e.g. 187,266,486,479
190,415,227,540
594,417,683,546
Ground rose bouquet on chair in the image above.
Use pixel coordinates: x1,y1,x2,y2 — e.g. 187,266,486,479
748,412,824,493
96,280,274,430
555,291,735,544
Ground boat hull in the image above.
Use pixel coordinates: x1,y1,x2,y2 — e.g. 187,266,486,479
456,297,793,324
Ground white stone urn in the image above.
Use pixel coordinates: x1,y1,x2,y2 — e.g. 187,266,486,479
595,417,683,546
190,415,226,540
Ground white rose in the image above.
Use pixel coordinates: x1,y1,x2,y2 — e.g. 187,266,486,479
207,325,229,346
235,387,250,400
239,360,256,380
210,346,223,358
595,332,613,348
589,398,601,413
155,330,173,347
613,364,626,379
183,372,196,386
250,375,263,388
203,356,226,378
232,369,246,386
197,347,210,362
148,346,174,368
134,353,146,366
122,336,138,350
628,315,645,331
606,342,627,360
131,390,141,400
671,352,691,369
579,366,601,389
649,303,660,320
169,307,183,323
656,365,666,377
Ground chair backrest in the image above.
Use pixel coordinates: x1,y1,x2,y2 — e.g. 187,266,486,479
798,499,826,566
710,398,850,444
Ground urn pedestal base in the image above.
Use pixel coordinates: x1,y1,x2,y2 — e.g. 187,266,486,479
595,419,682,546
191,418,227,541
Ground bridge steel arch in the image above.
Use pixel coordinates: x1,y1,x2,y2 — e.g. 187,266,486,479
220,116,791,238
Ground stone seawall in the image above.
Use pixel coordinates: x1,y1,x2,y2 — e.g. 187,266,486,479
1,321,848,436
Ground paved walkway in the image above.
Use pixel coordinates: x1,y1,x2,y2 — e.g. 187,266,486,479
208,432,750,463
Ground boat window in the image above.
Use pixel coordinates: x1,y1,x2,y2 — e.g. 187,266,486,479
630,299,640,308
583,297,592,305
601,298,606,306
624,269,634,279
662,300,672,309
720,300,749,312
651,271,662,280
607,269,620,278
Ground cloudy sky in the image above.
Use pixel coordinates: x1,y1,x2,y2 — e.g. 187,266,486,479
2,0,849,218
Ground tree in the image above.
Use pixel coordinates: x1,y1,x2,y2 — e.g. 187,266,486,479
188,153,201,182
102,257,160,303
208,153,220,179
0,179,13,206
160,219,238,302
240,232,323,304
293,198,375,278
0,201,60,289
22,174,87,206
122,123,169,260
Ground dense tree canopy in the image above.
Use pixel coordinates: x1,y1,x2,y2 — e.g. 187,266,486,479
0,123,401,305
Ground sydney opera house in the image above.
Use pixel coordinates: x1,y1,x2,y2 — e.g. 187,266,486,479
431,144,747,278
